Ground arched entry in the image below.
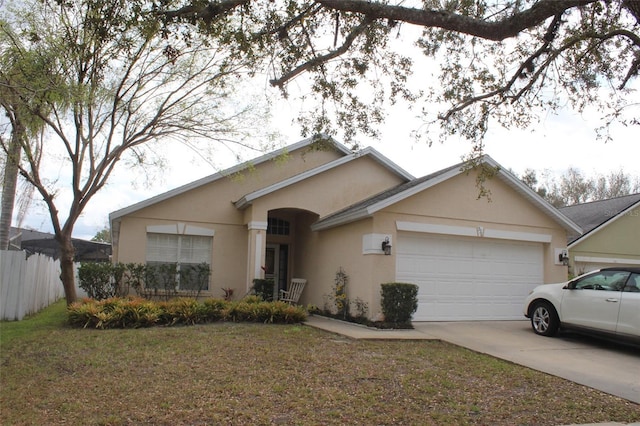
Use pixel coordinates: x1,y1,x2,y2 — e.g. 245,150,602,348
265,209,317,300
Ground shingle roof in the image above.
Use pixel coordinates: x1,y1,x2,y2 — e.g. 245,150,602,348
560,193,640,243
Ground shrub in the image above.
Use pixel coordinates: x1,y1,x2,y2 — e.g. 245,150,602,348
78,262,118,300
327,267,349,318
160,298,205,326
251,279,274,301
67,297,307,329
380,283,418,325
202,298,227,321
67,297,162,329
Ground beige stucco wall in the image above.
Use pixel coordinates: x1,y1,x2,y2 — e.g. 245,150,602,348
112,144,347,298
113,144,573,318
112,146,406,299
569,205,640,275
302,169,571,320
244,155,404,219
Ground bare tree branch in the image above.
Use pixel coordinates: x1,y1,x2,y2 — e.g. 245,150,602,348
269,16,374,87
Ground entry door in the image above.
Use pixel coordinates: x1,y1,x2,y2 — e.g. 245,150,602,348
265,244,288,300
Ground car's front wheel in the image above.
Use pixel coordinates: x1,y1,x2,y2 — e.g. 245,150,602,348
530,301,559,337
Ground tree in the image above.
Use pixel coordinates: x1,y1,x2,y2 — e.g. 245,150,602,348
520,168,547,199
157,0,640,146
92,227,111,244
0,24,48,250
0,0,266,304
520,168,640,207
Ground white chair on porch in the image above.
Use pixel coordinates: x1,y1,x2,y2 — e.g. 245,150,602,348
279,278,307,304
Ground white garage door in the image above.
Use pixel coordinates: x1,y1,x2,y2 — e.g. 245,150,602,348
396,232,543,321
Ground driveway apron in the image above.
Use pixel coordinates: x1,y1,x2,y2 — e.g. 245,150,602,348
414,320,640,404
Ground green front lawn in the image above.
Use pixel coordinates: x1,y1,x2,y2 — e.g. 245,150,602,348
1,301,638,425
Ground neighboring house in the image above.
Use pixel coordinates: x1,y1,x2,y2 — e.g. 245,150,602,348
109,137,581,321
8,227,111,262
560,193,640,276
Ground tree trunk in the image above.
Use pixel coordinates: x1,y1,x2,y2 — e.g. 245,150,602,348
0,124,24,250
58,232,78,305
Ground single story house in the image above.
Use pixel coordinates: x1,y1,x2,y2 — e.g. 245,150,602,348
109,137,581,321
560,193,640,276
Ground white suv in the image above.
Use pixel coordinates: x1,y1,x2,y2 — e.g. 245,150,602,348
524,267,640,344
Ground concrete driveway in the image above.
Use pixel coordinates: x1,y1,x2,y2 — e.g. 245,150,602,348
414,320,640,404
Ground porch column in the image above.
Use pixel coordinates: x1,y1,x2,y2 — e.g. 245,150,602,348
246,221,268,292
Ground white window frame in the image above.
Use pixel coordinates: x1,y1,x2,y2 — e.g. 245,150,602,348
145,224,214,292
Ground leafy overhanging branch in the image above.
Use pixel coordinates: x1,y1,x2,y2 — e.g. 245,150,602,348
155,0,639,146
315,0,594,41
269,16,374,87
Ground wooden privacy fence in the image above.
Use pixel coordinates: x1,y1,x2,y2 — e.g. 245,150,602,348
0,250,65,321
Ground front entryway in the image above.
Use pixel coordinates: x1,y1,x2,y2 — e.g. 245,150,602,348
396,232,543,321
265,243,288,300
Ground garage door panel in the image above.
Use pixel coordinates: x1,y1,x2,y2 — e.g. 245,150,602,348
397,232,543,321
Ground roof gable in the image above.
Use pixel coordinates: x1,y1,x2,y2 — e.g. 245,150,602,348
234,146,414,209
109,136,353,222
312,155,582,235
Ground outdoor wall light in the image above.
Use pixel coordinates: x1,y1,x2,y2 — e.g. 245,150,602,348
558,249,569,266
381,236,392,255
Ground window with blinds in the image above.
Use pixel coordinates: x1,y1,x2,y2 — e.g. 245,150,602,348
146,233,212,291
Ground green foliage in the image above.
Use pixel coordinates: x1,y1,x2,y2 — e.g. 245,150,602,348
78,262,125,300
152,1,640,150
67,297,307,329
91,228,111,243
330,267,349,319
251,278,275,301
519,167,640,208
1,0,269,305
78,262,211,301
380,283,418,325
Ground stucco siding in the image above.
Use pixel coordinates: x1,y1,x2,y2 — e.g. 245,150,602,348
570,205,640,274
571,206,639,256
114,217,247,298
299,218,382,318
380,170,569,284
246,155,405,219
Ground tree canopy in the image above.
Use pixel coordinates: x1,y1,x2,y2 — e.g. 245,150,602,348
520,167,640,207
0,0,271,302
158,0,640,146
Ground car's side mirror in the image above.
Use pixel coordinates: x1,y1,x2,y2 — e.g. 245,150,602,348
564,281,577,290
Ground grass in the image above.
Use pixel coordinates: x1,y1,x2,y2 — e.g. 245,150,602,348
1,302,639,425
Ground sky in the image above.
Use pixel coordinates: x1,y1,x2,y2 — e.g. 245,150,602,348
9,24,639,241
16,92,638,242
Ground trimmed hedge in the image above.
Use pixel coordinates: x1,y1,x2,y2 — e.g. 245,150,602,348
380,282,418,325
67,297,307,329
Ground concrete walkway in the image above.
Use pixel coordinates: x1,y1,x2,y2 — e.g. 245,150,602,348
304,315,640,415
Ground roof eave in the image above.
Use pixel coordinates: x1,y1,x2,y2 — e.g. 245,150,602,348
109,136,353,222
234,146,414,211
312,155,584,236
311,208,372,231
